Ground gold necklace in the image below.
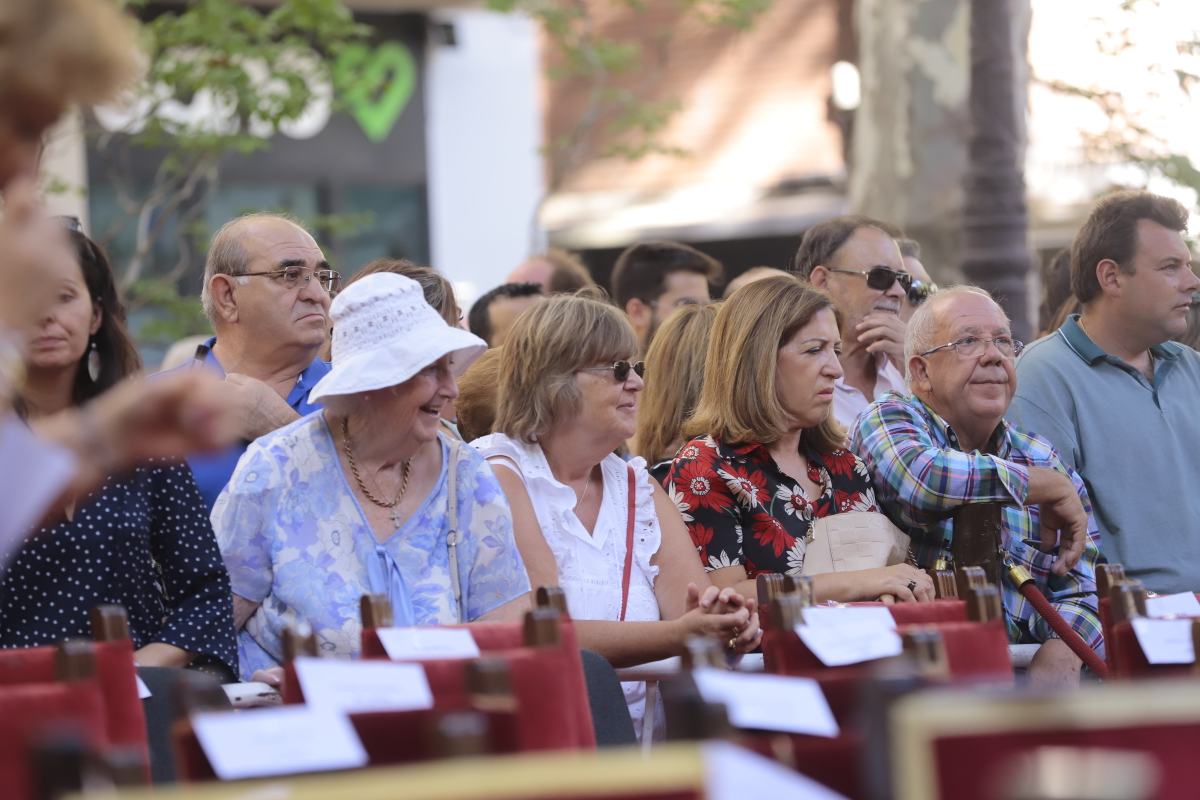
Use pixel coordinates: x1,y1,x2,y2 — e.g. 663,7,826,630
575,467,594,510
342,417,412,528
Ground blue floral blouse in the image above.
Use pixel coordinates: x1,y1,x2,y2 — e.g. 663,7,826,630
212,412,529,679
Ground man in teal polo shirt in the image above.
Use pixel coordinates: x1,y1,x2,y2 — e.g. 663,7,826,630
1010,191,1200,594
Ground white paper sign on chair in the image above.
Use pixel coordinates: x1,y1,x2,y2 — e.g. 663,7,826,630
795,605,902,667
192,706,368,780
693,668,839,738
376,627,482,661
1145,592,1200,619
1131,617,1196,665
294,657,434,713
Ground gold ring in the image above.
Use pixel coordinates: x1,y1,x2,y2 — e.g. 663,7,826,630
727,635,738,651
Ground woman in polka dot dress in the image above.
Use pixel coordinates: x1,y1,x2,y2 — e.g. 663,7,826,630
0,223,237,678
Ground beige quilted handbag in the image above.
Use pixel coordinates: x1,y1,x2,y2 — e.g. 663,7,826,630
800,511,911,576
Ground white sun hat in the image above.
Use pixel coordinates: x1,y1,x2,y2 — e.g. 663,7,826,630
308,272,486,403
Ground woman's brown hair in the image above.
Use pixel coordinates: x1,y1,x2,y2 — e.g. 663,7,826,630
456,346,503,442
68,230,141,404
494,294,638,443
633,302,719,463
684,274,844,452
349,259,460,327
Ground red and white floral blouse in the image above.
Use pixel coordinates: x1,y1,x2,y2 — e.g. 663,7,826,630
664,435,878,577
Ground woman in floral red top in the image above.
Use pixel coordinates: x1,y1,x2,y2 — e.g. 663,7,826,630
665,276,934,603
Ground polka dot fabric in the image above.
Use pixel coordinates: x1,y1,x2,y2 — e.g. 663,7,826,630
0,459,237,678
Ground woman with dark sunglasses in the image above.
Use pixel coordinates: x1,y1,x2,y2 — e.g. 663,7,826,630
472,294,761,741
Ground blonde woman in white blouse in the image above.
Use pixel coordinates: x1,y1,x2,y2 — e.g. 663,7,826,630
473,294,761,738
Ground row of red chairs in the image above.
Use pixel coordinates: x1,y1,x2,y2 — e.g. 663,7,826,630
171,588,597,782
0,606,148,800
1095,563,1200,680
677,568,1015,796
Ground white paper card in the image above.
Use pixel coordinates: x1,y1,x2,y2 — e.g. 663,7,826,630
796,619,903,667
704,741,848,800
1146,592,1200,619
136,676,151,699
801,605,897,630
191,706,367,781
376,627,481,661
693,668,839,738
294,657,433,714
1131,617,1196,664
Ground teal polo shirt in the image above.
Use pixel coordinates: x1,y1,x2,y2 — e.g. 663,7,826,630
1010,315,1200,594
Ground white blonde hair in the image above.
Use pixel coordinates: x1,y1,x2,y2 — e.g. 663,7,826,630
904,285,1006,384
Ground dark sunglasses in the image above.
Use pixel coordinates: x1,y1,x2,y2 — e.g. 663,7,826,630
579,360,646,382
829,266,914,293
907,279,938,306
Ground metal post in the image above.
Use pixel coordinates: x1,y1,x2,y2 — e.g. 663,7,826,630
962,0,1032,340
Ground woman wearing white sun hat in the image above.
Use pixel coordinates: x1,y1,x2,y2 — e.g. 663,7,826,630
213,273,530,680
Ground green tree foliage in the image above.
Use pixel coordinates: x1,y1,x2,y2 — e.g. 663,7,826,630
1040,0,1200,201
96,0,373,345
485,0,770,192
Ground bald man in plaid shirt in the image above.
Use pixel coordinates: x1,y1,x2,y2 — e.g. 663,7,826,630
850,287,1103,689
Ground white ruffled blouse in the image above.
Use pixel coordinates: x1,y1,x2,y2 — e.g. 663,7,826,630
472,433,663,736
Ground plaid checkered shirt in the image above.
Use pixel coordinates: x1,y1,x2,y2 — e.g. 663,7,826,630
850,392,1104,657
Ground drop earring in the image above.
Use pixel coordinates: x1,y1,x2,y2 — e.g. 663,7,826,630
87,339,101,382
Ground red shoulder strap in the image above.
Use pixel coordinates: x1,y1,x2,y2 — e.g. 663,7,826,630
619,465,637,622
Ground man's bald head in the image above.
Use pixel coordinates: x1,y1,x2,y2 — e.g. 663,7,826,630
201,213,314,323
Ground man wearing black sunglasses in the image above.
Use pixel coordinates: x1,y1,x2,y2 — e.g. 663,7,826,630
898,238,938,322
793,215,911,430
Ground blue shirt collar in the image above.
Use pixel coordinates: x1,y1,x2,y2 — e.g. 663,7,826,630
1058,314,1183,366
198,336,330,410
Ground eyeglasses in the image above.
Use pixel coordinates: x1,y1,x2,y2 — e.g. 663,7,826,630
239,266,341,294
907,279,939,306
829,266,913,294
920,335,1024,360
579,360,646,383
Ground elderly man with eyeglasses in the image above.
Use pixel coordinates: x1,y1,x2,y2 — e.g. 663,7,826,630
161,212,340,509
793,215,919,430
849,286,1103,689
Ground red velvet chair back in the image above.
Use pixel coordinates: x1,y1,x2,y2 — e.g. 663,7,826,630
763,619,1012,685
761,600,968,635
0,638,146,756
880,600,968,626
740,730,865,799
0,681,109,800
931,721,1200,800
173,706,523,782
1108,620,1197,680
354,617,596,750
1101,594,1200,676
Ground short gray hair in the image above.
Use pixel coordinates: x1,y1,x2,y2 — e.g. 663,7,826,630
200,212,302,324
904,285,1004,384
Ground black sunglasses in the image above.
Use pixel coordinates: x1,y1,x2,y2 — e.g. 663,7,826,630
829,266,914,293
579,360,646,382
907,279,938,306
